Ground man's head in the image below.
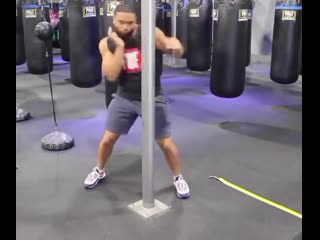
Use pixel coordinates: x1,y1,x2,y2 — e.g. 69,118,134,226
112,4,137,40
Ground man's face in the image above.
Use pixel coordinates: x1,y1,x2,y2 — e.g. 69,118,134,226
113,12,137,39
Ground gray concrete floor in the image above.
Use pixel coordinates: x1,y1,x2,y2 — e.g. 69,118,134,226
16,55,302,240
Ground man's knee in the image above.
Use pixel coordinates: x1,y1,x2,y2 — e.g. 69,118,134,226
100,131,120,147
157,137,174,151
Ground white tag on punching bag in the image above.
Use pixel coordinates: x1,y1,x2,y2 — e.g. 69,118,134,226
107,1,124,16
282,10,296,21
25,9,37,18
212,9,218,21
82,6,96,18
189,8,199,18
238,9,248,21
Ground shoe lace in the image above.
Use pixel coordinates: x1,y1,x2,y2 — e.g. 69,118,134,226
88,168,100,180
176,177,188,190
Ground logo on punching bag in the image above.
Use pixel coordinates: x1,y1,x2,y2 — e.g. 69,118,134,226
82,6,96,17
282,10,296,21
238,9,248,21
107,1,124,16
212,9,218,21
189,8,199,18
100,7,104,16
59,9,64,17
25,9,37,18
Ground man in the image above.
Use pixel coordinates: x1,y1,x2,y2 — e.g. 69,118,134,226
84,3,190,199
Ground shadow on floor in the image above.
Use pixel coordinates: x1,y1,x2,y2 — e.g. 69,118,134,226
272,104,302,113
218,121,301,147
165,87,207,96
170,98,226,124
19,97,99,120
244,84,301,106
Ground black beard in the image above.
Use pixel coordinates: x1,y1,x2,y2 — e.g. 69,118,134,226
113,25,134,42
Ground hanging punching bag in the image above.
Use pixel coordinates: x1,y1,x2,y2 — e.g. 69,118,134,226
102,0,137,107
187,0,213,71
299,31,302,76
177,0,189,58
156,0,164,76
68,0,101,88
22,0,53,74
246,0,253,66
270,0,302,84
16,0,26,66
163,0,172,37
59,0,69,61
210,0,248,98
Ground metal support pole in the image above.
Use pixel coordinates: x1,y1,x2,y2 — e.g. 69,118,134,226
127,0,170,219
169,0,178,66
141,0,156,209
170,0,177,38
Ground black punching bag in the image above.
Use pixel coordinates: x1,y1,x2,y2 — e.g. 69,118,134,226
163,0,172,36
59,1,70,61
177,0,189,58
22,1,53,74
68,0,101,88
210,0,248,98
299,31,302,75
270,0,302,84
156,0,164,76
187,0,212,71
246,0,253,66
16,0,26,65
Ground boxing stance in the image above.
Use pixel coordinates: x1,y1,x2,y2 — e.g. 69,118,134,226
84,4,190,199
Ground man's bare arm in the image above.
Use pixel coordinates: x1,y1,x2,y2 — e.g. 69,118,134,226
99,37,125,81
155,27,184,58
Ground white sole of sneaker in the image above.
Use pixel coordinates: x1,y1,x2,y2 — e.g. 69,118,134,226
176,192,190,199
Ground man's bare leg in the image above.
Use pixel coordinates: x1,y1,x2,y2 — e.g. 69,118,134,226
157,137,182,176
84,131,120,188
97,130,121,170
157,136,190,198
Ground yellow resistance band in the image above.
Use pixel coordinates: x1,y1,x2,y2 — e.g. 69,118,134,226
209,176,302,219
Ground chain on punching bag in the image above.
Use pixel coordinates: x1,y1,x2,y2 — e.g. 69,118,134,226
17,0,26,65
68,0,101,88
187,0,213,71
22,0,53,74
210,0,248,98
270,0,302,84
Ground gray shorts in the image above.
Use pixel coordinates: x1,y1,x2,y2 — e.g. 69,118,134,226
106,95,171,139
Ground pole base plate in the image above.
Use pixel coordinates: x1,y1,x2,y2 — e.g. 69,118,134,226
128,199,170,219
